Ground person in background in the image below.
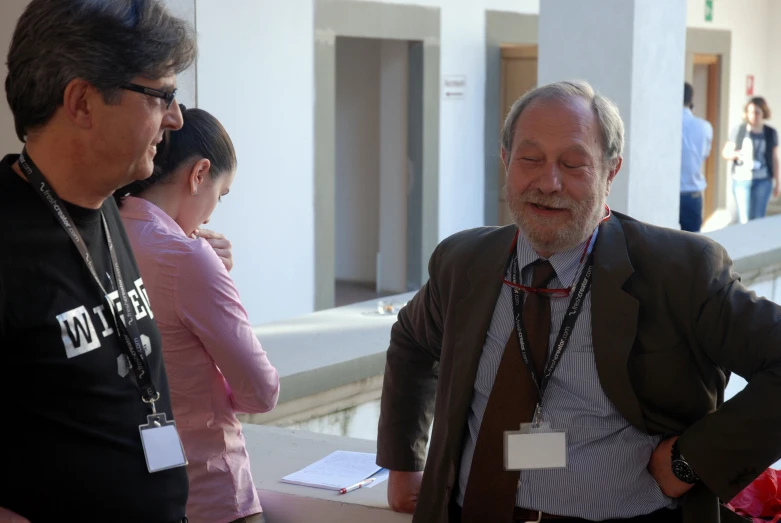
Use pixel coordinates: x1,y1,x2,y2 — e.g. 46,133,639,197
115,106,279,523
722,96,780,223
0,1,194,521
679,82,713,232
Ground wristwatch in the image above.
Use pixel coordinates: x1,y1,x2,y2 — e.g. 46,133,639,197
671,440,699,484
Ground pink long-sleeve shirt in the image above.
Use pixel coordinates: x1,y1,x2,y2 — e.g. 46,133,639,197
120,196,279,523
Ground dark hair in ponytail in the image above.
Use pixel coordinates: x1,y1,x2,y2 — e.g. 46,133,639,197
114,105,236,207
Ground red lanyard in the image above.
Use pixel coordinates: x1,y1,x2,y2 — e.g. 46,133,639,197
502,204,611,298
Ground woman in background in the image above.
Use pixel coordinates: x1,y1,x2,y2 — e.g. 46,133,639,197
116,106,279,523
722,96,780,223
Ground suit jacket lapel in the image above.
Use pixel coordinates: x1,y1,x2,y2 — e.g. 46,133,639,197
446,226,518,438
591,214,646,432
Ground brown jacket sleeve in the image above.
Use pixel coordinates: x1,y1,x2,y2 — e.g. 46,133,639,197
679,241,781,500
376,243,445,471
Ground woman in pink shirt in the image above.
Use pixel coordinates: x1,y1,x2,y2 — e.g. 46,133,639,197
115,106,279,523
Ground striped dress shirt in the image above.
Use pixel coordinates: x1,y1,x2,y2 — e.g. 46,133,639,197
456,230,676,520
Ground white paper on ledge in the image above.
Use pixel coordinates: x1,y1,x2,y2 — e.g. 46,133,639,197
280,450,383,491
365,468,390,488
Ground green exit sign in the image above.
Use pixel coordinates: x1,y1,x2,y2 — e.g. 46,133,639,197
705,0,713,22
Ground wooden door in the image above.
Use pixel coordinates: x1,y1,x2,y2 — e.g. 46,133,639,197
499,45,538,226
693,53,720,222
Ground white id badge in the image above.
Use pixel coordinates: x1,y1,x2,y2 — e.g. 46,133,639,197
139,413,188,473
504,422,566,470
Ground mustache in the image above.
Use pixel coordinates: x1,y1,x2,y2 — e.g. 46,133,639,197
515,193,575,210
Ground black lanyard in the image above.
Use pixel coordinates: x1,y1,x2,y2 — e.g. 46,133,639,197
508,246,594,424
18,150,160,411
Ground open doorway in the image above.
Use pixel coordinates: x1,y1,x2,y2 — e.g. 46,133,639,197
334,36,416,307
498,45,538,226
692,53,721,224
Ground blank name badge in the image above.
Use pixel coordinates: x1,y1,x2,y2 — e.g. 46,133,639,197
139,413,188,473
504,423,567,470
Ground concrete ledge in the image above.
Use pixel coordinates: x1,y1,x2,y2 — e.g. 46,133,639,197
251,218,781,425
253,293,415,404
242,374,383,426
705,214,781,275
246,425,411,523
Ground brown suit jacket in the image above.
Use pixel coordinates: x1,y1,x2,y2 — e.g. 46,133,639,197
377,212,781,523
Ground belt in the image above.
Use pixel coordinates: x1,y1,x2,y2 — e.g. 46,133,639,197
682,191,703,198
513,508,569,521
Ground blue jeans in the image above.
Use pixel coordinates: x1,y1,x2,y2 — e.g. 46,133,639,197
679,191,703,232
733,178,773,223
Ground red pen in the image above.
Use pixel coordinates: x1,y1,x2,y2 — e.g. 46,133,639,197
339,477,375,494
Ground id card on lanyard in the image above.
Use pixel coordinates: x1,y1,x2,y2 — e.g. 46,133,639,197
502,216,604,471
18,150,187,473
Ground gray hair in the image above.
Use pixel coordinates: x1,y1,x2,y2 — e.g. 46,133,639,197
500,80,624,167
6,0,196,142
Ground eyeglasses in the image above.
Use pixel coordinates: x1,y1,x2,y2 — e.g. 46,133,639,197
502,279,572,298
120,82,178,109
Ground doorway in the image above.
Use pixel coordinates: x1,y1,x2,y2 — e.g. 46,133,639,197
314,0,440,310
498,45,538,226
334,36,416,307
484,12,538,226
692,53,721,223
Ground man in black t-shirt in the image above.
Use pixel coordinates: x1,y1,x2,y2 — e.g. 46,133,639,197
1,1,195,521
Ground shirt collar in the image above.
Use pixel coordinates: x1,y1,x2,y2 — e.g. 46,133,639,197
119,196,187,238
515,227,599,288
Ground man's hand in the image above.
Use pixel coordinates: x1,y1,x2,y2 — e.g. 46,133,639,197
774,179,781,199
194,228,234,272
387,470,423,514
648,437,695,499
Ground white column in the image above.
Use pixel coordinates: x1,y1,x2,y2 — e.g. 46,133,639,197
163,0,197,108
196,0,315,324
538,0,686,229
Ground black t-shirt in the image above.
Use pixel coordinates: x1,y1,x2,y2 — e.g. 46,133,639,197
0,155,188,522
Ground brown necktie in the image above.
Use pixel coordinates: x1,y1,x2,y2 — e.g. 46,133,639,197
460,260,556,523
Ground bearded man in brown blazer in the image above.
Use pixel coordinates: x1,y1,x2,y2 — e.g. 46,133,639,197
376,80,781,523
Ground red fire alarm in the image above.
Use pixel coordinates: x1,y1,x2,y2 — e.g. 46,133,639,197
746,75,755,96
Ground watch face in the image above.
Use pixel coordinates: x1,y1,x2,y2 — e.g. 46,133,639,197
672,460,696,484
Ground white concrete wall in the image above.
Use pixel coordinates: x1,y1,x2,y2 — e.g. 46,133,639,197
335,37,381,283
766,1,781,140
162,0,197,108
687,0,772,147
195,0,315,324
345,0,539,241
2,0,781,323
538,0,685,229
0,0,28,153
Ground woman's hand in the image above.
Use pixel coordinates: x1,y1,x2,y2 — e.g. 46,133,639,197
194,228,234,272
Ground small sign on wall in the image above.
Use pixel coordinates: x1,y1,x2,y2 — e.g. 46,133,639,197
442,75,466,101
746,75,755,96
705,0,713,22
